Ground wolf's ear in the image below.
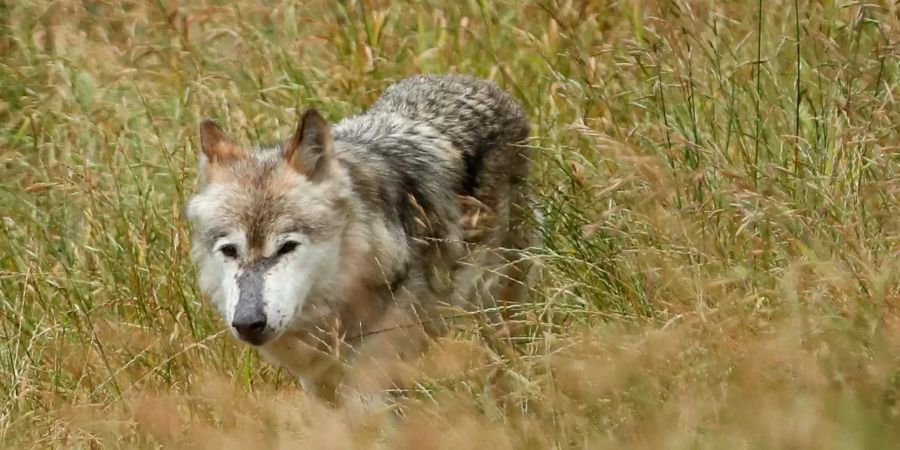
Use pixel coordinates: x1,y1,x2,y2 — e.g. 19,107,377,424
284,108,334,182
198,120,245,184
199,120,245,163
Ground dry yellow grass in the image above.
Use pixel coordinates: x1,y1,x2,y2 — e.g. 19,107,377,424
0,0,898,448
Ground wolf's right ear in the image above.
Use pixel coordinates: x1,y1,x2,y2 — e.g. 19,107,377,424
199,120,245,162
283,108,335,182
198,120,245,183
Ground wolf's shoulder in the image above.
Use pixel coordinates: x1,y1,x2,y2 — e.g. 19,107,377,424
365,74,529,154
369,74,525,121
373,74,513,103
333,112,448,150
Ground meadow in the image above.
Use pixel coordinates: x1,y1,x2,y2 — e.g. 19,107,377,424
0,0,898,448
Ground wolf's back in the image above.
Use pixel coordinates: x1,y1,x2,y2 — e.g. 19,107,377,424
367,75,530,157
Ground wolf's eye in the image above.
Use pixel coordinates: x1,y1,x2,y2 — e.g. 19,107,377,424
219,244,239,259
277,241,300,256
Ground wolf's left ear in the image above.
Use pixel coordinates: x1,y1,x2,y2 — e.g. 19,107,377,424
284,108,334,182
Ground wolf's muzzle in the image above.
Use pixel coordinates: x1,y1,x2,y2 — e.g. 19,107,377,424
233,258,278,345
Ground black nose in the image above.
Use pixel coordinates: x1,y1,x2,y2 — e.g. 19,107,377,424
232,313,268,345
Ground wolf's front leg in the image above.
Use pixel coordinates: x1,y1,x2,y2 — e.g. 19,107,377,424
339,303,431,395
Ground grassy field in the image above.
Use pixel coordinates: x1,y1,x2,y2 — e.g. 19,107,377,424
1,0,898,448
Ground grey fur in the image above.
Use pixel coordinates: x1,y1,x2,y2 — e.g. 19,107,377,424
188,74,533,402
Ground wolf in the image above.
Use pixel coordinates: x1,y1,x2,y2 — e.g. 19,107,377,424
186,74,532,403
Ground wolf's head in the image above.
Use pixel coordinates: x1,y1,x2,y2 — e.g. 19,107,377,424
186,109,350,346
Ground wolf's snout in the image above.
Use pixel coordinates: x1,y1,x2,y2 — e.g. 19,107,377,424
232,310,269,345
233,260,278,345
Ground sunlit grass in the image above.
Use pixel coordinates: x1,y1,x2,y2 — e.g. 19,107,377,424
0,0,897,448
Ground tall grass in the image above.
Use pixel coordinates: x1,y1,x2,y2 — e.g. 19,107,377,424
0,0,897,448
